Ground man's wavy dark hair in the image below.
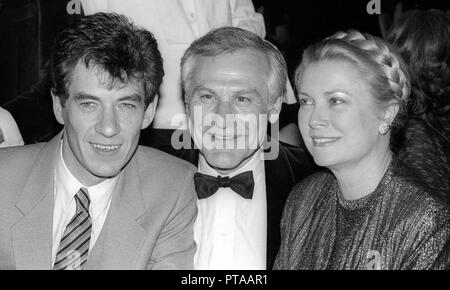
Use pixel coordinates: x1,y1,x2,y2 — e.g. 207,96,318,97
49,12,164,107
387,9,450,141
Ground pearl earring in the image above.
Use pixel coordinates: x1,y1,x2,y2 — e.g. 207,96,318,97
378,122,390,135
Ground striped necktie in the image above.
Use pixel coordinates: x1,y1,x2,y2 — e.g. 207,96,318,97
53,188,92,270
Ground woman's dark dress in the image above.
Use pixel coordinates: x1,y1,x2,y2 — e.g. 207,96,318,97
274,159,450,269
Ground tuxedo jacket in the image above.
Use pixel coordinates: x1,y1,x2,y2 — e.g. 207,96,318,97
0,132,198,269
144,129,319,269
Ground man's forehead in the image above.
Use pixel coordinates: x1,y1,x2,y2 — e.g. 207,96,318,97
195,49,269,68
191,51,270,84
68,61,143,94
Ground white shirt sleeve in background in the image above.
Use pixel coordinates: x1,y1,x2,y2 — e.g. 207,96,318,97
0,107,24,148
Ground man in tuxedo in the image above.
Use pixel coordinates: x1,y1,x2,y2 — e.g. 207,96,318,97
0,13,197,269
150,27,318,269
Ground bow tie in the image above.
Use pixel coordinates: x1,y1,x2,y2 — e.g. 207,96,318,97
194,171,254,199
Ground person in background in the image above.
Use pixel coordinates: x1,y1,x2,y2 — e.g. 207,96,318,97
0,13,197,270
81,0,297,132
387,9,450,205
0,106,24,148
274,30,450,270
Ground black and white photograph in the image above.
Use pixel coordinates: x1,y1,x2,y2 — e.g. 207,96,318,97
0,0,449,278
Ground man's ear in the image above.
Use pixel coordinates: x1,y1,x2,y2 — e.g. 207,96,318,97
141,95,158,129
184,95,190,116
268,96,283,124
51,89,65,125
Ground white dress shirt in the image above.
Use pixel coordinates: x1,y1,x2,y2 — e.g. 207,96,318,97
51,141,119,265
194,149,267,269
181,0,200,37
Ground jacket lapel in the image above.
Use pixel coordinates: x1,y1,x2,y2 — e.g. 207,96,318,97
85,153,147,269
11,132,62,269
264,144,298,269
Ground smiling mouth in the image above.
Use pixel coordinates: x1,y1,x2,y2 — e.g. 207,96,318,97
311,136,341,146
91,143,121,152
212,134,237,140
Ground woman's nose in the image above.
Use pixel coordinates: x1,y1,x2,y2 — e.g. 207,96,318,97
309,106,329,129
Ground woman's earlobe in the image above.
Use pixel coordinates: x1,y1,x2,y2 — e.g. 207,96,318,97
383,101,400,123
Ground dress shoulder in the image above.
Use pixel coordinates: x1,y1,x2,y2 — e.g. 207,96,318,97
285,170,335,213
388,161,450,242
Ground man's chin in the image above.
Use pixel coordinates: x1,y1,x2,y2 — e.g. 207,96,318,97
203,154,252,175
90,166,122,180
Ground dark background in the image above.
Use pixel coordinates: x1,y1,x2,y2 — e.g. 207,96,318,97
0,0,384,105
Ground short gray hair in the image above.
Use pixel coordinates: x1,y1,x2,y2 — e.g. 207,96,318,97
180,27,287,102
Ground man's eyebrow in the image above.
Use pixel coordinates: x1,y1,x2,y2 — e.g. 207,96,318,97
234,88,260,96
192,86,260,96
72,93,143,102
118,94,143,103
73,93,100,101
191,86,217,95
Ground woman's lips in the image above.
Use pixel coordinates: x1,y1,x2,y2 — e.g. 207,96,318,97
311,136,341,146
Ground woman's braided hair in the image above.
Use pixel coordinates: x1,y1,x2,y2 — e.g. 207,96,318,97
387,9,450,142
295,29,411,133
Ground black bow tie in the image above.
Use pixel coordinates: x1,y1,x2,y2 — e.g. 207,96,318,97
194,171,254,199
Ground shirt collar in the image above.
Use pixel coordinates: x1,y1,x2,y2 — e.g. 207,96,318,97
55,140,119,221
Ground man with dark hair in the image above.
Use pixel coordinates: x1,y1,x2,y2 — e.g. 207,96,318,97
0,13,197,270
152,27,318,269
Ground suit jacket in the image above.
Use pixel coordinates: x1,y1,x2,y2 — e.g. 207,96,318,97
0,132,198,269
144,128,319,269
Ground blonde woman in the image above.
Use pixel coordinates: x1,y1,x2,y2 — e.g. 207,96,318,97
274,30,450,270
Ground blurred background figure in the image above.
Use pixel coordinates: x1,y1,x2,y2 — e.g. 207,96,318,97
0,0,79,144
379,0,450,39
0,0,40,105
387,9,450,205
0,106,24,148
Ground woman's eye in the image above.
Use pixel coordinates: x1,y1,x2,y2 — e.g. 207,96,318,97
299,98,313,106
329,97,344,105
